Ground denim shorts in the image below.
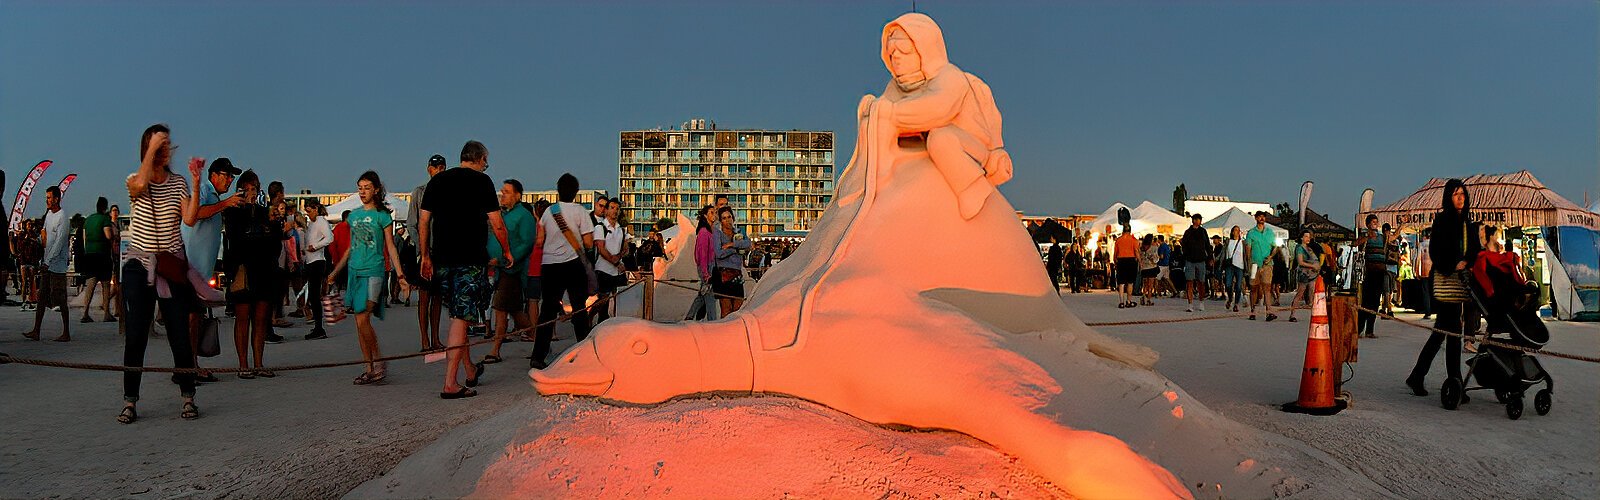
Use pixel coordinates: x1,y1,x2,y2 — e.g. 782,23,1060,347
1184,261,1208,281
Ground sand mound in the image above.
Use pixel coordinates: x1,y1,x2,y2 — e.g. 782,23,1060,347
346,396,1068,499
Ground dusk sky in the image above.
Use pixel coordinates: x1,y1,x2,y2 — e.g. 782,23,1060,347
2,1,1595,223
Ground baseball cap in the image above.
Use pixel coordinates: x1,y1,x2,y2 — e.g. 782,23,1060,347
428,154,447,167
208,157,241,176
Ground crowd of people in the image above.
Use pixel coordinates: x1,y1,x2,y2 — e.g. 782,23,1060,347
45,123,779,422
1043,210,1342,322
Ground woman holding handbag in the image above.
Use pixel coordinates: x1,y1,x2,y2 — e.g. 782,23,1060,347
326,171,406,385
222,170,283,379
1406,179,1480,400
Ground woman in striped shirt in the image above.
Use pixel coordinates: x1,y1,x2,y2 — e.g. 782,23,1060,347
118,124,203,424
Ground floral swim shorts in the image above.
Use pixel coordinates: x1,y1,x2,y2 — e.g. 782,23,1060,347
435,265,490,323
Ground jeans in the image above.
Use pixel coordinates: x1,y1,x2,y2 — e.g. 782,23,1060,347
1223,266,1243,304
304,260,331,332
121,259,197,403
1359,268,1384,334
1410,301,1464,382
533,259,592,362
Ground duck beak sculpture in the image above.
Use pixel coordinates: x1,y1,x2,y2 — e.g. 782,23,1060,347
532,13,1288,500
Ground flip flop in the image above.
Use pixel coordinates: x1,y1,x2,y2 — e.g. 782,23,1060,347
440,387,478,400
117,406,138,424
482,354,503,364
465,362,485,387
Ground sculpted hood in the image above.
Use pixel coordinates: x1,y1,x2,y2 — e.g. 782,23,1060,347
882,13,949,91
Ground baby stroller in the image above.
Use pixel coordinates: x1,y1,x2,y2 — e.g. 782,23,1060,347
1439,270,1553,420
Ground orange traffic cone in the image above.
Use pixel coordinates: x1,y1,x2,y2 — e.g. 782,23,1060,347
1283,276,1346,415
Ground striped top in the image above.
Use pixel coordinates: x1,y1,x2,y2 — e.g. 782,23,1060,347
125,171,190,257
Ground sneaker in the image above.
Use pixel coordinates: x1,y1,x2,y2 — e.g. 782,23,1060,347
304,330,328,341
1197,303,1205,312
265,333,286,344
1186,306,1194,313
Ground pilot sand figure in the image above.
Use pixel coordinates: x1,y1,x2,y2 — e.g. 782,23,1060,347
874,13,1012,220
529,13,1302,500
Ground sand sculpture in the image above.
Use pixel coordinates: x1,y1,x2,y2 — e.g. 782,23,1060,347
533,13,1278,499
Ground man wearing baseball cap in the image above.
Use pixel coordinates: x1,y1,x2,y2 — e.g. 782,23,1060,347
179,156,243,382
404,154,448,351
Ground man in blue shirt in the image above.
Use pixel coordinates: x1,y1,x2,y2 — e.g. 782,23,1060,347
179,158,241,382
182,158,242,278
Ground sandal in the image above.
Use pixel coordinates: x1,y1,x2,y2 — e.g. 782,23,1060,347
354,372,375,385
1289,317,1298,323
482,354,503,365
1265,314,1278,322
440,387,478,399
465,362,485,388
255,370,277,378
237,371,256,380
367,370,387,385
180,401,200,420
117,405,138,424
1117,303,1126,309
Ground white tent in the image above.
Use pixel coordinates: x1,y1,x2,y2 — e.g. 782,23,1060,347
1127,200,1191,236
1085,202,1130,236
326,194,409,221
1203,207,1288,241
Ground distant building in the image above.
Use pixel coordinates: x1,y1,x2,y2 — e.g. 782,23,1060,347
1184,195,1273,222
618,118,835,237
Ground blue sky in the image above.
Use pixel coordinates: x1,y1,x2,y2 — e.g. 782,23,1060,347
2,1,1595,223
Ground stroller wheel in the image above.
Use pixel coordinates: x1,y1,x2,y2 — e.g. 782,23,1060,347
1441,378,1462,411
1506,395,1524,420
1494,388,1510,404
1535,389,1552,416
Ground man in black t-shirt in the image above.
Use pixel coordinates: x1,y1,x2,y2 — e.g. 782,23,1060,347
418,140,511,400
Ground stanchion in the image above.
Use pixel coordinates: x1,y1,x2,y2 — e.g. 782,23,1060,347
1283,276,1347,415
641,273,655,321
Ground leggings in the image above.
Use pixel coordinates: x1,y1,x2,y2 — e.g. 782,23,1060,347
1409,300,1464,382
305,260,331,331
121,259,197,403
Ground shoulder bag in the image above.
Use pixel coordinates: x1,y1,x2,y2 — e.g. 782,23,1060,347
551,204,599,296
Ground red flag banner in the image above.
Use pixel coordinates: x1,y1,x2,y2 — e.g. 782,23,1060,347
56,174,78,196
10,160,52,232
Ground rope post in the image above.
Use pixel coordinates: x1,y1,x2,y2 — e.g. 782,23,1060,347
641,272,655,321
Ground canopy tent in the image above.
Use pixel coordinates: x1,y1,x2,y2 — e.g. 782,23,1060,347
1360,170,1599,232
1203,207,1288,241
1264,208,1355,242
1128,200,1191,236
326,194,410,221
1085,201,1189,237
1085,202,1130,236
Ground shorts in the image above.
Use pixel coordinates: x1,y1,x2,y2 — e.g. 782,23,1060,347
1250,263,1274,287
435,265,490,323
80,252,113,281
399,244,436,293
38,271,68,307
522,276,542,301
1115,257,1138,284
1157,267,1170,280
1184,261,1208,282
492,273,525,312
711,268,744,299
361,276,385,305
1140,268,1158,279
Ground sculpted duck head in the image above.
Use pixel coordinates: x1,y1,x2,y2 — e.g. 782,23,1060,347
532,318,753,404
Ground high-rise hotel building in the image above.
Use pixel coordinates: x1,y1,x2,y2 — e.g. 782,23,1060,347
619,118,834,237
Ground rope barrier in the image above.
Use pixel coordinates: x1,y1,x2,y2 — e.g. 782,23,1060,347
0,281,641,373
1352,304,1600,364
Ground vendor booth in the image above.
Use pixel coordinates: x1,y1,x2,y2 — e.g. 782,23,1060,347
1360,170,1600,320
1204,207,1288,241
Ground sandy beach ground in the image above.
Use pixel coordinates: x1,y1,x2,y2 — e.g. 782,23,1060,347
2,289,1595,498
